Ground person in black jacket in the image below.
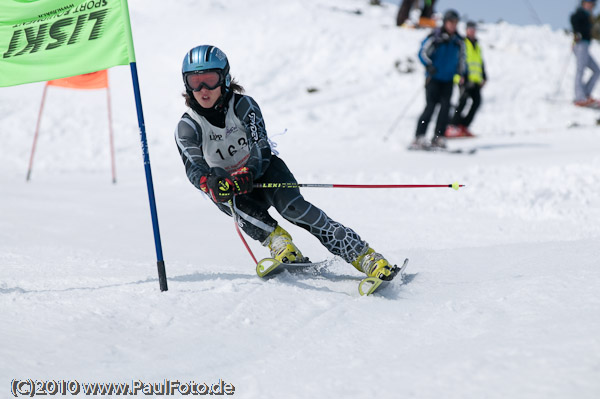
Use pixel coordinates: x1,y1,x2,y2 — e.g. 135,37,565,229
571,0,600,107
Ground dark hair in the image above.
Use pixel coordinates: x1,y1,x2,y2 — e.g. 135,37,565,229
182,78,244,107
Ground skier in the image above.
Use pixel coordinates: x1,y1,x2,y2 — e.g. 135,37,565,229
571,0,600,107
174,45,395,281
446,20,487,138
410,9,465,150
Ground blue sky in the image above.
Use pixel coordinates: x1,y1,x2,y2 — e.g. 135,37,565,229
383,0,583,31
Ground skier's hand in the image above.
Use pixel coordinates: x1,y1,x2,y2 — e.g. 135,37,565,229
200,168,235,203
231,167,253,195
427,64,437,76
206,175,234,203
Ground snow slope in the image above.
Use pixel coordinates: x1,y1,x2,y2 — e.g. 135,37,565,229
1,0,599,398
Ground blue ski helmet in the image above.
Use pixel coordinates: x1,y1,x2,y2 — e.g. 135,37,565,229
182,45,231,92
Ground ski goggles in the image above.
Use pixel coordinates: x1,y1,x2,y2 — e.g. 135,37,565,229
185,71,224,91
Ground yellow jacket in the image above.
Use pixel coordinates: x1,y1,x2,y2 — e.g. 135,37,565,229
454,37,486,85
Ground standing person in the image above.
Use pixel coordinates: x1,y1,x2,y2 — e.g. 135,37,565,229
175,45,396,281
397,0,417,26
419,0,437,28
397,0,437,28
446,21,487,138
571,0,600,107
410,9,465,150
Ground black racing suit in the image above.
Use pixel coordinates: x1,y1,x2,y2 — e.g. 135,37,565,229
174,92,367,263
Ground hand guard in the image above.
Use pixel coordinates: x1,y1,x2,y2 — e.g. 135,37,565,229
231,167,253,195
200,169,235,203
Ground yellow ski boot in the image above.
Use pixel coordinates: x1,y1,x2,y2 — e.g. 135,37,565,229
352,246,394,280
264,225,304,264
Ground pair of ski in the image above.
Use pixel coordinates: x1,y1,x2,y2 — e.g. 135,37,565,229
255,257,409,296
409,144,477,155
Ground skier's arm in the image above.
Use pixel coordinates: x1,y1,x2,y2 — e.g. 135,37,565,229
174,116,211,191
481,57,487,82
234,95,272,179
418,34,436,68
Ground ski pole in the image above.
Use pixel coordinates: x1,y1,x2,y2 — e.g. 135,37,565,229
550,48,572,98
228,200,258,264
254,182,464,190
383,84,422,142
522,0,543,25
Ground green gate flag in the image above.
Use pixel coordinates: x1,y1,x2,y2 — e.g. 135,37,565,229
0,0,135,87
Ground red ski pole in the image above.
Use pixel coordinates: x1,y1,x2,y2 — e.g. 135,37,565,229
228,200,258,264
254,182,464,190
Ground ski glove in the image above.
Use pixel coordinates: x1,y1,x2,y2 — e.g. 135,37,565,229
200,168,235,203
231,167,253,195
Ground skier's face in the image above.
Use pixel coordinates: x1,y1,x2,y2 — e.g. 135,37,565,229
444,19,458,34
466,27,476,39
193,86,221,109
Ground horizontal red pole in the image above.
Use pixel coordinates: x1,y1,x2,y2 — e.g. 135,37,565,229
254,183,464,190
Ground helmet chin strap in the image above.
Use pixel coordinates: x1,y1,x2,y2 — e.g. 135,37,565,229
215,82,234,109
188,84,230,113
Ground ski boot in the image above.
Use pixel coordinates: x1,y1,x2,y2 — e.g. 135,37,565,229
408,136,428,150
351,246,394,280
431,135,447,149
263,225,305,264
444,124,462,138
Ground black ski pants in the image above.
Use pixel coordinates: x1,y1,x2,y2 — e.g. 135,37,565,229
416,79,454,138
451,84,482,128
396,0,416,26
215,155,367,263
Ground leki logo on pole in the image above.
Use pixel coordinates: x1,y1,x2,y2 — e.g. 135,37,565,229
3,2,109,58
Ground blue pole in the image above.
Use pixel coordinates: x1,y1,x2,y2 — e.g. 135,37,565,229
129,62,168,292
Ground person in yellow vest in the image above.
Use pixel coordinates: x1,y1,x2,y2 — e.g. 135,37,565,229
446,21,487,138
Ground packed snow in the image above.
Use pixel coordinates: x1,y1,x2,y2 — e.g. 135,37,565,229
1,0,599,398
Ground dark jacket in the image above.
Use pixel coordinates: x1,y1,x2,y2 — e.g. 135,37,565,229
571,6,593,42
174,93,272,190
418,27,465,82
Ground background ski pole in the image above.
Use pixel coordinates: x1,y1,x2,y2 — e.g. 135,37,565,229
254,182,464,190
383,84,422,142
548,48,572,100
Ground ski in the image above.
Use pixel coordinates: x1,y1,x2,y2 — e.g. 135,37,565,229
439,146,477,155
358,258,409,296
257,257,409,297
256,257,329,278
408,145,477,155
